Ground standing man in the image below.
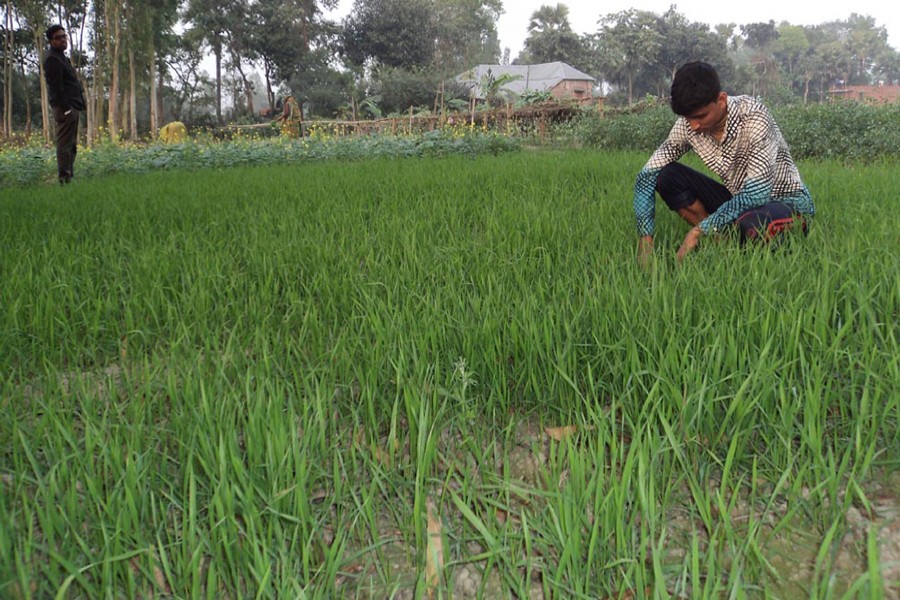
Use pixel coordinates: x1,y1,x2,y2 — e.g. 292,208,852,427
633,61,815,261
43,24,85,184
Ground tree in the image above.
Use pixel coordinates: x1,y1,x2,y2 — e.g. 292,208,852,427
843,14,890,84
519,3,587,69
796,43,826,102
715,23,739,52
370,64,441,113
343,0,437,69
183,0,241,124
248,0,340,115
654,8,729,96
873,47,900,85
773,23,809,81
741,21,779,51
149,0,180,134
593,9,663,105
13,0,50,141
164,34,214,123
290,47,353,117
433,0,502,74
740,21,780,96
3,0,14,137
101,0,124,142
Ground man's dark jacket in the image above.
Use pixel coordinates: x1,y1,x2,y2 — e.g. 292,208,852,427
43,47,85,112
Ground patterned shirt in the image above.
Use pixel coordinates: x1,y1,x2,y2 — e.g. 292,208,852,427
633,95,815,236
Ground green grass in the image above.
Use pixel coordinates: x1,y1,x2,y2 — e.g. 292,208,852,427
1,151,898,598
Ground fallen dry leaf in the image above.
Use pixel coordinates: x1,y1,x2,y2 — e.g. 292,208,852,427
152,563,170,595
610,587,652,600
496,508,522,526
544,425,579,441
424,496,444,598
374,445,392,467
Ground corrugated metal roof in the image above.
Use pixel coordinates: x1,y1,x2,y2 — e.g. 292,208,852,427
455,62,595,98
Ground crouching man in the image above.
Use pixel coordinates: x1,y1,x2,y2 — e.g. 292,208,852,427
633,61,815,262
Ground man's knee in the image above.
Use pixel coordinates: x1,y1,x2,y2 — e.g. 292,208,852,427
656,163,695,211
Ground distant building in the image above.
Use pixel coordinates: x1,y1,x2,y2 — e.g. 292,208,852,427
828,84,900,103
456,62,597,105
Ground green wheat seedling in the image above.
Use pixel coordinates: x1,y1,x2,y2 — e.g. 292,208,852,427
0,152,898,598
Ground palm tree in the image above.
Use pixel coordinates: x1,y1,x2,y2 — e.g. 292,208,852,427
527,3,572,35
522,3,586,68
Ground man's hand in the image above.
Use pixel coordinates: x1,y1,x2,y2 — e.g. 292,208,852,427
638,235,654,266
676,226,702,261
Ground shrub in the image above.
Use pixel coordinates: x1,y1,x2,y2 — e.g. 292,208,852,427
0,130,521,189
568,101,900,162
567,105,674,152
774,102,900,161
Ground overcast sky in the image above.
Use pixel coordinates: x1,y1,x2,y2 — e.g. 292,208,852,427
326,0,899,56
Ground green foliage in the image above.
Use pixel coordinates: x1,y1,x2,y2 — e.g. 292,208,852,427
1,152,898,598
567,104,675,152
342,0,437,69
290,51,355,118
371,66,443,115
478,69,522,107
0,131,521,188
520,3,588,69
774,101,900,161
569,101,900,161
518,90,554,106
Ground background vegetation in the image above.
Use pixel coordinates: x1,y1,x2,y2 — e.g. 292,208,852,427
2,99,896,190
1,1,897,145
567,100,900,162
0,125,521,187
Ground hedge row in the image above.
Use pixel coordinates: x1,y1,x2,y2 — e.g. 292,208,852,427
568,101,900,162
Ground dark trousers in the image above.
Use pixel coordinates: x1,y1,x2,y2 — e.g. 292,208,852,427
656,162,806,242
656,162,730,214
53,107,79,183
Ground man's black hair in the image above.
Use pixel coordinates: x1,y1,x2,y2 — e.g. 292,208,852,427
45,24,64,42
670,61,721,116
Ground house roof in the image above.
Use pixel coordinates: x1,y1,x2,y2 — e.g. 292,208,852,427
455,62,595,98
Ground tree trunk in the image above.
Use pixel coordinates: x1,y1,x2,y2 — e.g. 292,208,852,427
158,62,165,124
32,30,50,143
149,47,158,137
121,84,129,138
105,0,121,143
627,71,633,106
128,48,137,141
265,60,274,114
19,60,31,136
85,9,98,146
299,3,310,53
3,0,12,138
214,41,222,124
234,59,254,116
90,43,103,146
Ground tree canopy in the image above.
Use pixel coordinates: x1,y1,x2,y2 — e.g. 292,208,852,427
0,0,897,141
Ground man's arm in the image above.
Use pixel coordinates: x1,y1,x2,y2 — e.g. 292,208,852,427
633,167,661,238
632,123,690,259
